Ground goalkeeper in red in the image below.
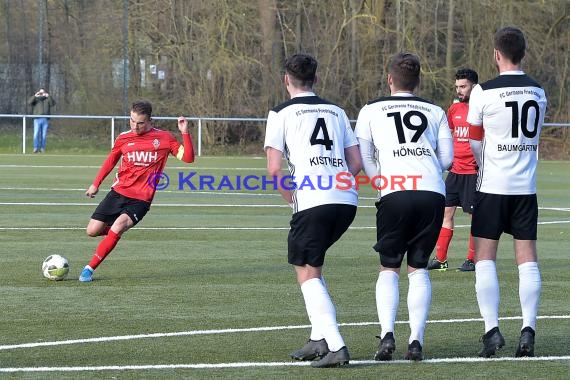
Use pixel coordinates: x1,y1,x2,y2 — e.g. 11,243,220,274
79,100,195,282
427,68,479,272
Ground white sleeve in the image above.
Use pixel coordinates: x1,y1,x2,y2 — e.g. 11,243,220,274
342,112,358,148
437,137,453,171
358,137,378,179
263,110,284,151
354,105,372,142
466,84,484,126
435,110,453,170
469,139,482,168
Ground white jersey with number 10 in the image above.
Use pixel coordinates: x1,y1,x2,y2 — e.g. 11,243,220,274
467,71,547,195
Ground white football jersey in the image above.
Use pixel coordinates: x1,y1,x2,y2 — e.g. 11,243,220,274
354,93,451,198
264,92,359,212
467,71,547,195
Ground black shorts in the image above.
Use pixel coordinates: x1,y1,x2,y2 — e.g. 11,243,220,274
288,204,357,267
91,189,150,226
471,192,538,240
445,172,477,214
374,191,445,269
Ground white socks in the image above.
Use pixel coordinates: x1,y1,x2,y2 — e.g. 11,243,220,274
301,277,345,351
407,269,431,345
476,260,541,333
376,269,431,345
375,270,399,338
475,260,500,332
518,261,541,330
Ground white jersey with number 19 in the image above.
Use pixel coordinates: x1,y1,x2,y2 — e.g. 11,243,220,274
354,93,452,198
467,71,547,195
264,92,359,213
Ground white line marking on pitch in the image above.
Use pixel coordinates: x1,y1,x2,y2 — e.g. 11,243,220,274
2,219,569,231
1,315,568,352
0,200,568,210
2,355,570,372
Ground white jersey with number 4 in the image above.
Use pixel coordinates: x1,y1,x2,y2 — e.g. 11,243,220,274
354,93,451,198
467,71,547,195
264,92,358,213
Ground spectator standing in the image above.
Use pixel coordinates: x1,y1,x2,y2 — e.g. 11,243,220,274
28,88,56,153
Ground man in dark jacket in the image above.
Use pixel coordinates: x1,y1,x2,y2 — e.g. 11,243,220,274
28,88,56,153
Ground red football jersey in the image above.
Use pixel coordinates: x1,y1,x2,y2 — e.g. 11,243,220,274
93,128,193,202
447,102,477,174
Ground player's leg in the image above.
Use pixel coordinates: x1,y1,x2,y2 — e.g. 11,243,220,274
80,192,148,282
458,174,478,271
374,267,399,361
88,214,133,267
86,219,109,237
428,173,458,270
289,205,351,366
80,214,133,282
405,191,444,361
373,192,426,360
288,209,329,361
405,267,431,361
472,192,505,357
372,195,406,360
290,264,328,358
511,194,540,357
515,240,540,357
308,204,355,368
295,267,350,367
429,206,455,269
474,237,505,357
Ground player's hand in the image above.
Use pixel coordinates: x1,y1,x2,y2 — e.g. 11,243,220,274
85,185,99,198
177,116,189,134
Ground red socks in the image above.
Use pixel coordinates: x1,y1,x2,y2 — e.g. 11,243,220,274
436,227,453,262
467,233,475,261
88,230,121,270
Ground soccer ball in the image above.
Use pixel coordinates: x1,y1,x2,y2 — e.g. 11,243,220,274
42,254,70,281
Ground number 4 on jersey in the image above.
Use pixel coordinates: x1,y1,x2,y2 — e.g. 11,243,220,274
310,117,333,150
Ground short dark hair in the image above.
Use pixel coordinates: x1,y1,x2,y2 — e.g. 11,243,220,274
388,52,421,91
455,68,478,84
284,53,318,88
131,100,153,119
494,26,526,65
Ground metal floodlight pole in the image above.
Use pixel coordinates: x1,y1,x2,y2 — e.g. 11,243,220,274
122,0,129,130
38,0,45,86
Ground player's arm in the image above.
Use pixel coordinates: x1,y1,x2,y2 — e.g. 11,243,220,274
341,114,362,176
345,145,362,177
357,137,377,180
465,84,484,168
86,145,122,198
434,112,453,170
175,116,195,163
437,137,453,171
469,124,483,168
266,147,293,204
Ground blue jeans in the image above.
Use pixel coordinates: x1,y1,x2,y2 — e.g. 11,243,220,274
33,117,49,152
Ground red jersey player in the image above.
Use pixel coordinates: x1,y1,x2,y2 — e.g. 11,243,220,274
79,100,195,282
428,68,479,272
